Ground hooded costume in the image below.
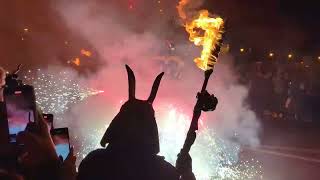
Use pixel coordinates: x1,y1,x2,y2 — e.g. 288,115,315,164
77,65,180,180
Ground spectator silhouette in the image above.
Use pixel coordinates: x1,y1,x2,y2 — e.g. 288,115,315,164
78,65,195,180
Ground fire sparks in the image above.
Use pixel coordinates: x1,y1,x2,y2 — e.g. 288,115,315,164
81,49,92,57
177,0,225,71
72,57,81,66
23,69,104,115
177,0,189,20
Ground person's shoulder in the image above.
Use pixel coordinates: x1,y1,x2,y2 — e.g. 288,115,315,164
153,155,179,179
78,149,110,174
85,148,109,159
79,148,112,167
154,155,175,168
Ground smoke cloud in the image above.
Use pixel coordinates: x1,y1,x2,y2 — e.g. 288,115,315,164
50,0,260,151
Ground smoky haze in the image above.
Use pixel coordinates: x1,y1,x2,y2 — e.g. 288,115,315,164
51,0,260,148
0,0,262,149
1,1,262,176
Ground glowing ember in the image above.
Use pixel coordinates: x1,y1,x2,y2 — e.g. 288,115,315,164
72,57,81,66
81,49,92,57
177,0,188,20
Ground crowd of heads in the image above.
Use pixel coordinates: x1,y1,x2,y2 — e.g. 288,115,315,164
234,56,319,122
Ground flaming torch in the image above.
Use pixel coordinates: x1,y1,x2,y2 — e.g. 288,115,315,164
176,3,226,172
186,10,225,71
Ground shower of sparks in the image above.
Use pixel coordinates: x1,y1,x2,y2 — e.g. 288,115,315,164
23,69,104,115
22,70,262,179
75,104,262,180
157,105,262,180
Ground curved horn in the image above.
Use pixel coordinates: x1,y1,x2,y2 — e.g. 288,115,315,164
125,65,136,100
147,72,164,103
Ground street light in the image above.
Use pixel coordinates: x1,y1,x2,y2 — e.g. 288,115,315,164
269,52,274,57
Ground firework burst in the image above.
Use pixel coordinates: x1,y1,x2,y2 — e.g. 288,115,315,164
23,69,103,115
23,70,262,179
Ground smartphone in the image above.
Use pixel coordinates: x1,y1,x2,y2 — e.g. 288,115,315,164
4,85,37,143
51,128,70,161
43,114,54,130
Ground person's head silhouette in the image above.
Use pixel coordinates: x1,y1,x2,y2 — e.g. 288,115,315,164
100,65,164,155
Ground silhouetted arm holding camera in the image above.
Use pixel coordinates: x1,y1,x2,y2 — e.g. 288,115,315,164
17,110,77,180
17,110,60,180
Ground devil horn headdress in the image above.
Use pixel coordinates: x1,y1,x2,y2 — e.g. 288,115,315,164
125,65,136,100
147,72,164,104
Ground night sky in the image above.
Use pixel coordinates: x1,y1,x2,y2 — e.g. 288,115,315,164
205,0,320,53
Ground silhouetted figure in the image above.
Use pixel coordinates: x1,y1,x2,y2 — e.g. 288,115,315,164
78,65,195,180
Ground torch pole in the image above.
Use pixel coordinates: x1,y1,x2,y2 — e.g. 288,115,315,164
180,32,225,155
180,69,214,154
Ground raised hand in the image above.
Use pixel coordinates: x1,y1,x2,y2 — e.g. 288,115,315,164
60,147,77,180
17,110,60,180
176,152,196,180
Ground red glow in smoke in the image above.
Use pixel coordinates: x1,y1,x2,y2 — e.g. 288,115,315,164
128,0,134,10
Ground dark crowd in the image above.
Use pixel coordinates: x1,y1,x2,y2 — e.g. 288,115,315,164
0,65,199,180
233,53,320,123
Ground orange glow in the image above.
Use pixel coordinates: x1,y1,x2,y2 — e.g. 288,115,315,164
185,10,224,70
81,49,92,57
72,58,81,66
177,0,224,71
176,0,189,20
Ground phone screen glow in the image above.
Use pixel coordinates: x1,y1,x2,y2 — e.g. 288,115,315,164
52,132,70,160
6,93,34,141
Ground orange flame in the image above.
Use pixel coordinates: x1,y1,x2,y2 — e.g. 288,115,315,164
177,1,224,71
176,0,189,20
81,49,92,57
72,57,81,66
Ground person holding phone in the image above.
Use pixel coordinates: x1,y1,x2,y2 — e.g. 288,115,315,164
17,111,76,180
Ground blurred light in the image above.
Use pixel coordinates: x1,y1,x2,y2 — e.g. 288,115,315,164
81,49,92,57
318,56,320,60
24,28,29,32
72,58,81,66
240,48,245,53
288,54,293,59
269,52,274,57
